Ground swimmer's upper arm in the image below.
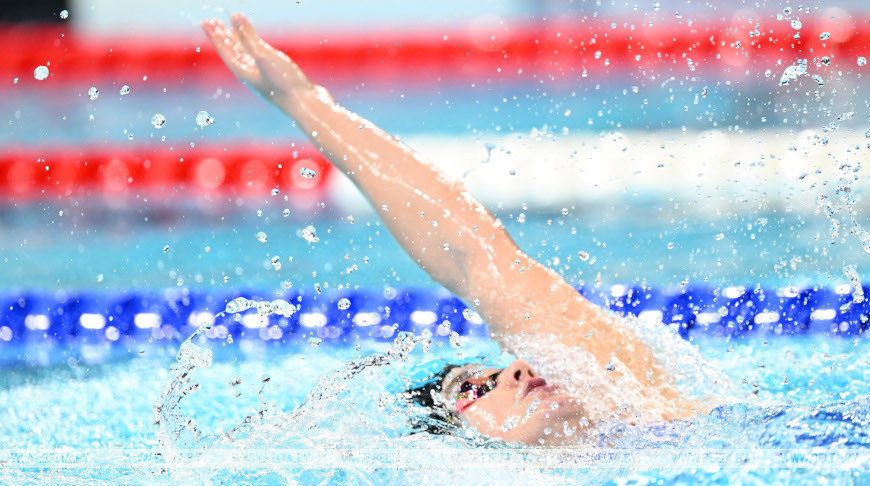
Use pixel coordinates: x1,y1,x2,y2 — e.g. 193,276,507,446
463,241,690,411
462,241,659,378
460,238,602,344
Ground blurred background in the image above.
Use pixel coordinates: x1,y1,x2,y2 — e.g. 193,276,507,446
1,0,870,293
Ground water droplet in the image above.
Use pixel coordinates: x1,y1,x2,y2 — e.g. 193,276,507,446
33,66,49,80
820,32,831,41
163,245,169,253
578,251,590,261
667,242,674,249
87,87,99,100
449,331,462,348
858,57,867,67
561,208,569,215
301,225,319,243
195,110,214,128
308,337,322,346
119,85,130,95
59,9,69,19
270,188,280,196
151,114,166,128
718,306,728,317
337,298,351,310
256,231,268,243
97,273,104,283
778,60,808,86
783,6,792,15
283,208,291,217
271,256,282,271
346,215,355,224
820,56,832,66
594,51,602,59
462,308,474,320
790,20,802,30
604,361,616,372
299,167,316,178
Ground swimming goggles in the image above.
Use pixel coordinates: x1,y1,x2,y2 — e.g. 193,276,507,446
453,370,501,413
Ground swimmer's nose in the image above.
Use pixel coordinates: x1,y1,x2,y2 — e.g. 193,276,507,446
500,359,537,387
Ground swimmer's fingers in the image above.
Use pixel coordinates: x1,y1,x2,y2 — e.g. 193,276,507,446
230,13,312,90
202,18,261,84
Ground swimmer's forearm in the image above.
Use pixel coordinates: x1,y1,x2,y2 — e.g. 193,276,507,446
278,86,520,299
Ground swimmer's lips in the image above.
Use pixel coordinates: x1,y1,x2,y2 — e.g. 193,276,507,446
523,377,557,398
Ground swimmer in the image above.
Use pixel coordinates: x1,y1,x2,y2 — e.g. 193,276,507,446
202,14,702,446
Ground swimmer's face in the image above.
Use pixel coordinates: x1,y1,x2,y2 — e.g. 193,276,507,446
441,359,587,445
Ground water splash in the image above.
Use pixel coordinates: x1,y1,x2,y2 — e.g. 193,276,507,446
843,265,865,304
224,296,296,318
152,323,214,468
502,310,740,428
150,331,542,483
816,165,870,254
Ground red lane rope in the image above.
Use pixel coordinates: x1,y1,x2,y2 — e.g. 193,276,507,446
2,17,868,86
0,145,333,200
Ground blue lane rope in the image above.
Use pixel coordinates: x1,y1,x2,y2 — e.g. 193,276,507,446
0,285,868,353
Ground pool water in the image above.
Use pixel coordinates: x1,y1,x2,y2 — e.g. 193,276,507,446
0,207,858,291
1,326,869,484
5,4,870,484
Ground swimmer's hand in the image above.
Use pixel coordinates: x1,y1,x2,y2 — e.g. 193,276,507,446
202,14,314,106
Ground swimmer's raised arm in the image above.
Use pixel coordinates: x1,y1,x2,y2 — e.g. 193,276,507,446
202,14,681,397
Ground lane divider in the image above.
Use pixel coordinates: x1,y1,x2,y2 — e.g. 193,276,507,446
1,17,867,86
0,284,866,360
0,145,332,200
